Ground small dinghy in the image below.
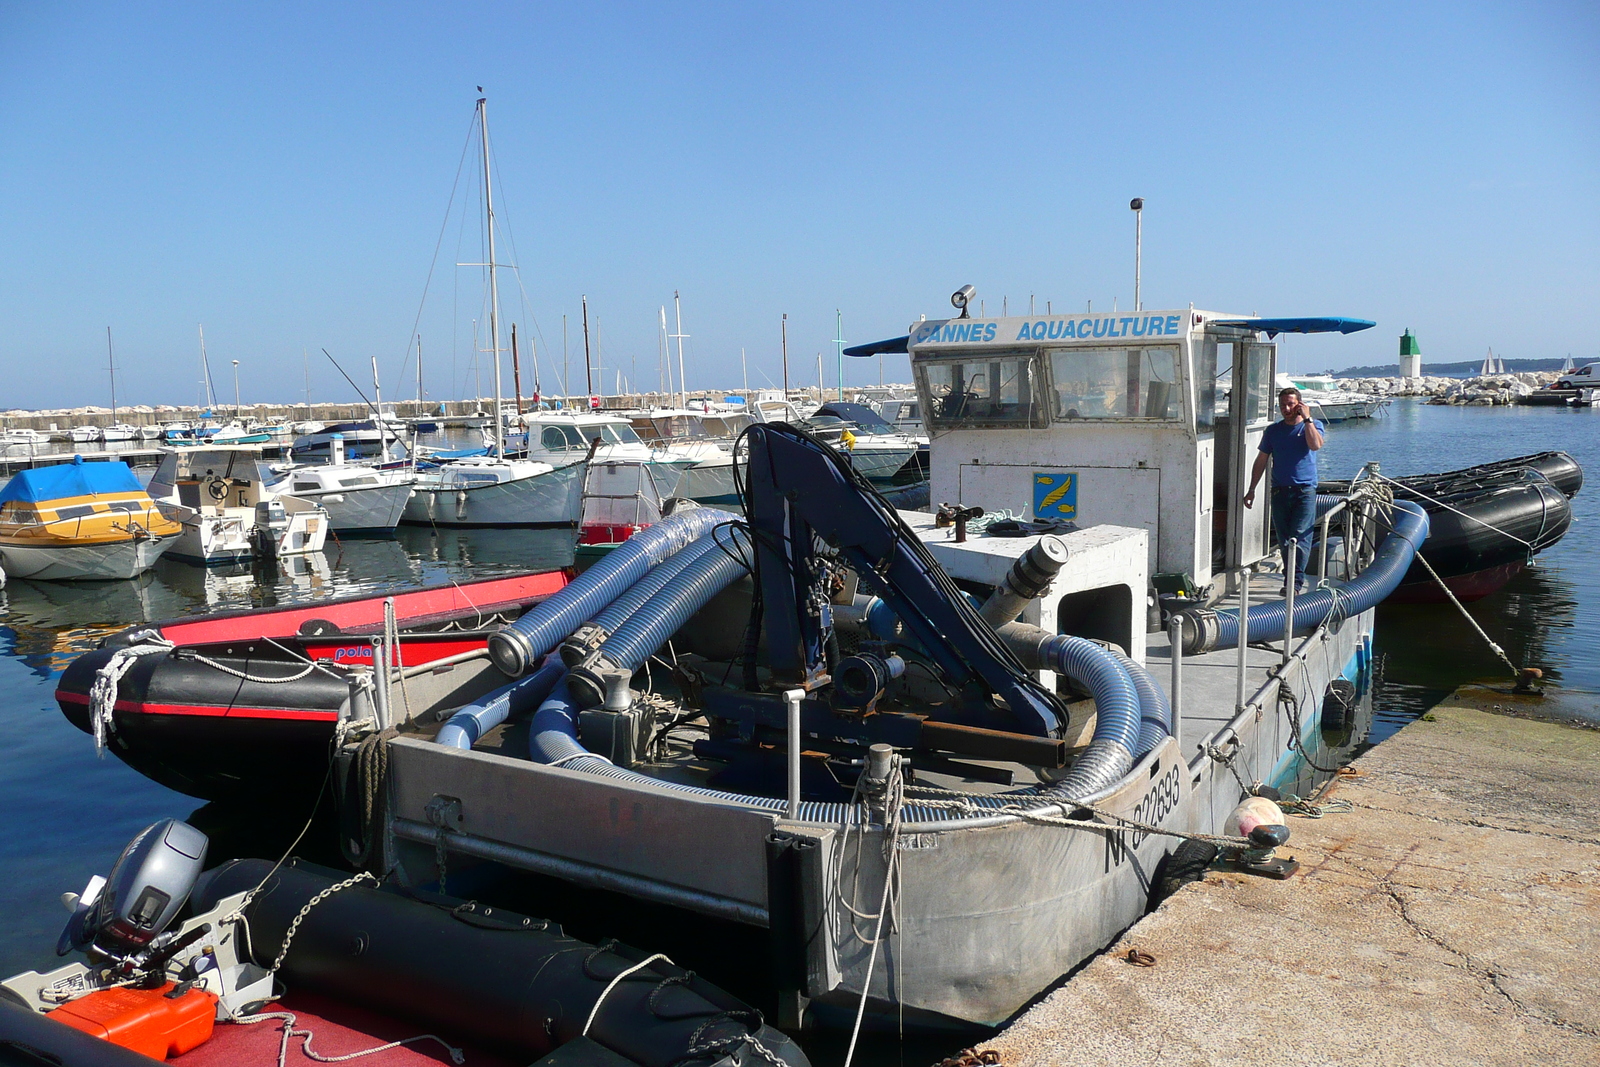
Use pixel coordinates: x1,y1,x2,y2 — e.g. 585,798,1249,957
1322,451,1581,603
54,571,570,800
1,819,808,1067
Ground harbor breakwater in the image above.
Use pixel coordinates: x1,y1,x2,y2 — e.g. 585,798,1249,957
1332,371,1562,406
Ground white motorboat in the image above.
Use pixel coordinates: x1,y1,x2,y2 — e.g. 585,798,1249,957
3,428,48,445
401,455,587,528
277,452,416,534
292,420,402,461
67,426,102,444
749,397,916,480
146,446,329,564
630,408,753,508
100,423,140,442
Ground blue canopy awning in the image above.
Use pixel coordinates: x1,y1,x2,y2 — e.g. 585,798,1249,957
1211,317,1376,338
0,456,144,504
843,335,910,358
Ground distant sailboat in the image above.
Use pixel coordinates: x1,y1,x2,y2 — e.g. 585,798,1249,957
1480,348,1506,376
1561,355,1576,373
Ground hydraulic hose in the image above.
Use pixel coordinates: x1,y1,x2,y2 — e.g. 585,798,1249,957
1036,635,1141,798
1180,499,1429,655
434,655,566,750
488,508,726,676
566,527,752,708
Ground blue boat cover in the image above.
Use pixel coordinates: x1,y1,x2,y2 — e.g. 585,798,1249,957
1211,317,1377,338
843,336,910,358
0,457,144,504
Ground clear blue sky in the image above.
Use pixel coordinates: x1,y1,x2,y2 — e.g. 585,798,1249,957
2,1,1595,410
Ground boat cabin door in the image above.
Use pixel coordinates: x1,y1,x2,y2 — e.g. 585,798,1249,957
1213,330,1276,578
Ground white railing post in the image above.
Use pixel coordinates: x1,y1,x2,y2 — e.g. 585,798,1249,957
1235,569,1250,713
784,688,804,819
1168,614,1183,748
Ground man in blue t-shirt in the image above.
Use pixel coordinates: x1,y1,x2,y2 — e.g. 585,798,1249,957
1243,387,1326,593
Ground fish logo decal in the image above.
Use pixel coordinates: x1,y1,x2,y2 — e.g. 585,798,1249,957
1033,472,1077,518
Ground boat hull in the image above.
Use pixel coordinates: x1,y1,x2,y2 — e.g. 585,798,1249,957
383,610,1373,1029
0,534,175,580
290,481,413,533
401,462,585,528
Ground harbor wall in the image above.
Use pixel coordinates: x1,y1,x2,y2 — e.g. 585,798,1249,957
0,385,906,432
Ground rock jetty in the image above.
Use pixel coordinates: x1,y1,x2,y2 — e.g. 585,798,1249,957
1329,371,1560,406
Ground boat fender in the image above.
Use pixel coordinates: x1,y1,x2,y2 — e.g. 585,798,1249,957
1225,796,1289,844
1321,679,1357,732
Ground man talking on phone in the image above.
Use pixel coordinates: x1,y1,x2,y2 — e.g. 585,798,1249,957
1242,387,1326,595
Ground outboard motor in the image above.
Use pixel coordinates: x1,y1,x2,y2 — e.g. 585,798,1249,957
58,819,208,967
252,498,289,560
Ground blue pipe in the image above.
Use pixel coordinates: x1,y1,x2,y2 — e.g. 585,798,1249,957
598,526,752,671
488,508,727,676
1037,635,1142,797
1210,500,1429,651
434,655,566,749
588,536,721,636
1113,648,1171,759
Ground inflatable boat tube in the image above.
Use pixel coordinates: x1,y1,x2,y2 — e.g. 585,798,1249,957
191,859,809,1067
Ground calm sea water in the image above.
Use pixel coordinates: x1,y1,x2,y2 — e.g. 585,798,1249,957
1,400,1594,1040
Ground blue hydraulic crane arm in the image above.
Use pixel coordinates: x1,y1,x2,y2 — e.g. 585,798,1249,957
741,423,1069,738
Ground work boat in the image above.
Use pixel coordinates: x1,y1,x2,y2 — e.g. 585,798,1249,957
146,446,329,565
205,299,1410,1034
0,458,181,580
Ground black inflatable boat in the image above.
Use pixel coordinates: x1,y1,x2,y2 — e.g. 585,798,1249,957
1322,451,1581,603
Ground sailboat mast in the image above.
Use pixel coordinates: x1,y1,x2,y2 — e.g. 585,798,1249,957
659,306,670,399
511,323,524,415
478,95,505,460
416,336,423,405
199,325,216,411
834,309,844,402
372,355,390,463
106,327,117,420
303,347,311,417
672,290,688,410
582,296,593,398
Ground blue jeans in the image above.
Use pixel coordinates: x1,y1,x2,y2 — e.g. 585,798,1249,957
1271,484,1317,588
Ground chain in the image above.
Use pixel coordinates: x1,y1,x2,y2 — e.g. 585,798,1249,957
270,872,378,973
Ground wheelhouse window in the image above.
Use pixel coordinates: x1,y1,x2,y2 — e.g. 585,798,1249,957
541,426,586,451
916,352,1045,429
1048,346,1180,421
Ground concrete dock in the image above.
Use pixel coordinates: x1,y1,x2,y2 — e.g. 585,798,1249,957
991,688,1600,1066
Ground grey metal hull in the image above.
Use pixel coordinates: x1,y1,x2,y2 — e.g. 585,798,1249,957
381,607,1371,1028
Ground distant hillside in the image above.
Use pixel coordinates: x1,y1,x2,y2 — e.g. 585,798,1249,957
1329,357,1574,379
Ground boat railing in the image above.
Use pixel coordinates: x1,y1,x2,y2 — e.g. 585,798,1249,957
1175,483,1388,775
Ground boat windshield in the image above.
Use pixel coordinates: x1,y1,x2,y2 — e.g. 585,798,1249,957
601,425,644,446
917,352,1045,429
1048,345,1181,421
